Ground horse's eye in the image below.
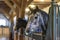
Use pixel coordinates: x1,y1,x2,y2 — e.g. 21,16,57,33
35,17,37,19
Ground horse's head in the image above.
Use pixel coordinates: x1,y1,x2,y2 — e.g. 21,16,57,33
25,6,49,34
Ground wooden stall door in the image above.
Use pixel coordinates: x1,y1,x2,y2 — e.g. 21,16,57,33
0,27,10,37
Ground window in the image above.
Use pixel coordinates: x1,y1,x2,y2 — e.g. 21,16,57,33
24,15,28,21
0,19,6,26
14,16,16,25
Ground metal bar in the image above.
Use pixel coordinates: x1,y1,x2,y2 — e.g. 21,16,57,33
57,6,60,40
51,0,58,39
53,6,56,40
51,2,54,40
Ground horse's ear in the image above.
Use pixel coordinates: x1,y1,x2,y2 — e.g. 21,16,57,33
28,6,40,14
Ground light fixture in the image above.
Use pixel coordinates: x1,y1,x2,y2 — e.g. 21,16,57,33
29,5,36,10
25,8,30,12
40,0,44,2
29,5,36,8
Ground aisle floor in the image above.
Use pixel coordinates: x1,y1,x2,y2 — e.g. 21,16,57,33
0,37,9,40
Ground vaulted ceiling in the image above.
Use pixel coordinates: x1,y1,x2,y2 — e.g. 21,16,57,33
31,0,60,9
0,1,10,13
0,0,14,19
0,0,60,19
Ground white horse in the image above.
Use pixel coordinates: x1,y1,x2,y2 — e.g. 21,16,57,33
25,9,48,34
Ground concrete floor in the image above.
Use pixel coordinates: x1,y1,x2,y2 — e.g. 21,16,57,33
0,37,9,40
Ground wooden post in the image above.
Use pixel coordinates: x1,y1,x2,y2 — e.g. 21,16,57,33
19,0,27,40
9,11,14,40
14,7,19,40
12,0,33,40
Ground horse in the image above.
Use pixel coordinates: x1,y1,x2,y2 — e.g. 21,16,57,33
25,6,49,35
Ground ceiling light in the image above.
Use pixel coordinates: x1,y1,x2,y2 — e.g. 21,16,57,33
29,5,35,8
29,5,36,9
25,8,30,12
40,0,44,2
